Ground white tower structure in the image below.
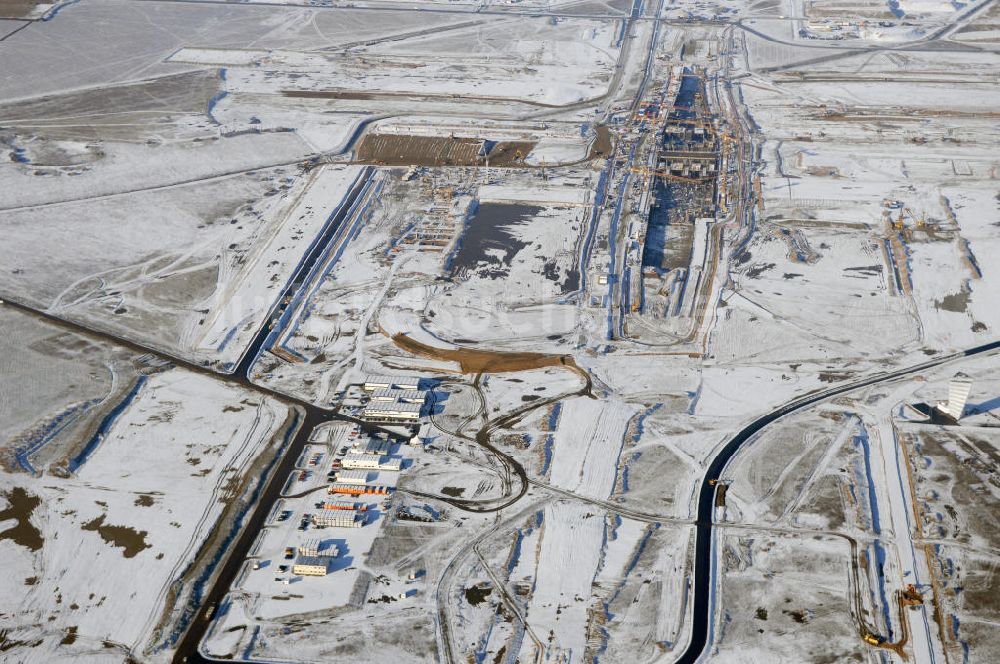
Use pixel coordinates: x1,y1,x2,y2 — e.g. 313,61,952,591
937,372,973,421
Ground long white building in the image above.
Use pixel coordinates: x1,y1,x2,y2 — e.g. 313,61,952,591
342,453,401,471
362,400,422,422
363,375,421,392
292,556,329,576
335,469,370,484
371,388,427,404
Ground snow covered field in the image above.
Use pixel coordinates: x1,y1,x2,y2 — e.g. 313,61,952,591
0,163,362,369
3,0,1000,661
0,351,296,661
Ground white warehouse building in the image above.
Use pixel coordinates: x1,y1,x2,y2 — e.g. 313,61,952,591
342,453,401,471
371,388,427,404
335,469,371,484
363,375,421,392
376,457,401,471
352,438,392,456
362,400,422,422
292,556,329,577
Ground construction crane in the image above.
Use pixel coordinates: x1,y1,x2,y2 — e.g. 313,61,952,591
892,208,906,231
630,166,713,184
890,206,927,232
893,207,905,231
906,207,926,228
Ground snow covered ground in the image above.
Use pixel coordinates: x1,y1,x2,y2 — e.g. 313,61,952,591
0,365,296,662
3,0,1000,662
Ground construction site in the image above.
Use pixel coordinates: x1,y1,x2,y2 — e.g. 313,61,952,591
2,1,1000,664
576,59,744,351
635,70,722,321
355,134,537,168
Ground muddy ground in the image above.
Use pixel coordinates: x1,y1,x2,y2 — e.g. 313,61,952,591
355,133,535,167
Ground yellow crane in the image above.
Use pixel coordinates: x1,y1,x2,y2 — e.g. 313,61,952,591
893,207,905,231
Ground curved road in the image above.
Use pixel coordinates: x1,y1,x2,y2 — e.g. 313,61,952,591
410,365,592,513
674,338,1000,663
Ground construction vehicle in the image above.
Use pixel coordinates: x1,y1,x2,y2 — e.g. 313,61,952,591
901,584,924,606
433,186,453,206
862,630,883,646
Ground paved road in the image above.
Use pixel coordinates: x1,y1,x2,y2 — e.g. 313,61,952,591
0,165,387,663
674,339,1000,663
0,298,342,664
866,391,939,661
0,295,311,408
129,0,699,21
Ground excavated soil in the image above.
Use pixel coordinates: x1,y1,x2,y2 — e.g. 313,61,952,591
392,334,578,375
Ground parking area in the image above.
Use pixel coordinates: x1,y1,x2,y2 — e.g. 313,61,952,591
233,422,417,617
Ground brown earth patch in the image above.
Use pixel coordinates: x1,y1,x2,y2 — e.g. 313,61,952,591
391,333,578,374
355,133,535,167
0,0,44,19
81,514,151,558
0,487,44,551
